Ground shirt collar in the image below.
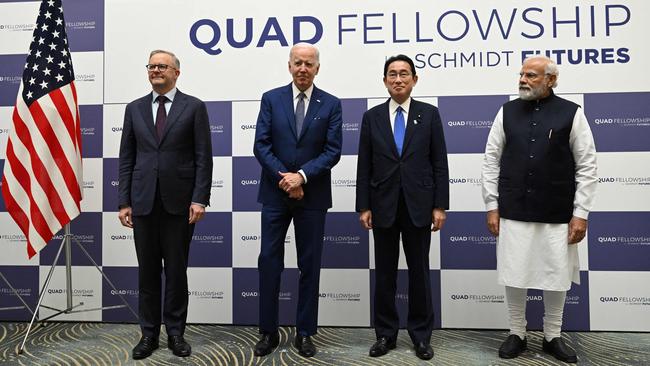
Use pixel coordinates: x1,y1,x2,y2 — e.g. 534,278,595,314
152,87,177,104
292,83,314,101
389,97,411,115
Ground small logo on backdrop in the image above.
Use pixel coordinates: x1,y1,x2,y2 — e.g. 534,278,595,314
447,120,493,129
593,117,650,127
0,234,27,242
189,290,224,300
450,293,505,303
448,236,496,245
599,296,650,306
192,234,225,245
332,178,356,188
598,176,650,186
319,292,361,302
596,236,650,246
449,177,482,186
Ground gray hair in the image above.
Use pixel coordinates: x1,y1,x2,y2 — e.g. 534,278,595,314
149,49,180,69
526,55,558,88
289,43,320,64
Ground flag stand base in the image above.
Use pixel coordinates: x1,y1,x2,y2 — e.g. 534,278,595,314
17,223,138,354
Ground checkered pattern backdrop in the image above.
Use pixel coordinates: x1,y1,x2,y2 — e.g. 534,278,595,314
1,0,649,331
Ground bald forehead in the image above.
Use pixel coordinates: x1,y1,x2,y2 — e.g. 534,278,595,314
289,44,319,61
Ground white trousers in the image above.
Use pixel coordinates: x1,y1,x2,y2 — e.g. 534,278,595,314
505,286,566,341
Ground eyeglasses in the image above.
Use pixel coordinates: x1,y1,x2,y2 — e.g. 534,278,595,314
146,64,176,72
386,72,412,80
519,72,550,80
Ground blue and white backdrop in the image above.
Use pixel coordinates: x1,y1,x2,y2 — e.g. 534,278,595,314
1,0,649,331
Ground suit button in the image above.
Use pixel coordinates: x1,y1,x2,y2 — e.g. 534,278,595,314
528,172,533,176
526,188,532,193
529,155,534,159
530,138,536,142
531,122,537,126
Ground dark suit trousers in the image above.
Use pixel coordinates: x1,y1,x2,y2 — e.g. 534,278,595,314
132,186,194,338
372,191,434,344
258,204,326,336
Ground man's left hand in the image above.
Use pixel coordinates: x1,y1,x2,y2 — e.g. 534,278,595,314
189,203,206,224
568,216,587,244
432,208,447,232
278,171,304,192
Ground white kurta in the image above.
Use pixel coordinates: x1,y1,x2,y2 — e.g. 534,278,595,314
482,105,597,291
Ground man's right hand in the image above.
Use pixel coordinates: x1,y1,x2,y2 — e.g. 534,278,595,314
359,210,372,230
118,206,133,228
487,209,499,236
288,185,304,200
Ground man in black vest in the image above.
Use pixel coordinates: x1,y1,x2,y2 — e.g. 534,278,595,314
482,56,597,363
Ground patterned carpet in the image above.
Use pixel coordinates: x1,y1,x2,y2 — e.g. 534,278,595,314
0,322,648,365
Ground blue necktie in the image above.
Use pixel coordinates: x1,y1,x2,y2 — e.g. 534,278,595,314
295,92,305,136
394,106,405,156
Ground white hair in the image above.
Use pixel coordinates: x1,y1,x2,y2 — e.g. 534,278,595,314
525,55,558,88
289,43,320,64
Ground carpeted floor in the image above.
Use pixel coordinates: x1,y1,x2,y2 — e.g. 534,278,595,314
0,322,648,365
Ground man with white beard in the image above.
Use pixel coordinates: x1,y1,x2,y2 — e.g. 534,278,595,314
482,56,597,363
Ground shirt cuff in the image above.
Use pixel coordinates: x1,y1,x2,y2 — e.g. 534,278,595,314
192,202,206,208
486,201,499,212
573,208,589,220
298,169,307,184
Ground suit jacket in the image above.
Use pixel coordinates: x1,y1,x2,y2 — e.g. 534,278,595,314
356,98,449,228
253,83,342,209
118,89,213,216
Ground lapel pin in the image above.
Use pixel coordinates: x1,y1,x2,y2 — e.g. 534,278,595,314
316,99,321,103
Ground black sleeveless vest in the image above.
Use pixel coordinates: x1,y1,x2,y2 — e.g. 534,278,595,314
498,91,578,223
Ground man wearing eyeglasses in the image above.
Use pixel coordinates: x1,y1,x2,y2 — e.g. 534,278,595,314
356,54,449,360
482,56,597,363
118,49,213,360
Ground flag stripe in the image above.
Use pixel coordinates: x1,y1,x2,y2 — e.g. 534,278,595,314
4,140,54,252
10,107,68,231
28,99,82,206
12,105,70,227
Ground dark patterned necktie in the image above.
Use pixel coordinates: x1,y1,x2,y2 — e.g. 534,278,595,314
155,95,168,140
295,92,305,136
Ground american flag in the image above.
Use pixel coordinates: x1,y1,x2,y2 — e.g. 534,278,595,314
1,0,83,258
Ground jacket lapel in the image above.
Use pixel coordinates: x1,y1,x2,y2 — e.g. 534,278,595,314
376,99,400,158
402,99,420,154
281,84,298,140
159,90,188,145
299,86,323,141
138,93,157,143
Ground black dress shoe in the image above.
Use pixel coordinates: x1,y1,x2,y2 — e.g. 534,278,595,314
167,335,191,357
293,335,316,357
254,333,279,356
543,337,577,363
499,334,527,359
369,336,396,357
132,336,159,360
414,342,434,360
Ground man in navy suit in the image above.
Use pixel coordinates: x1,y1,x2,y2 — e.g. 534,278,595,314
118,50,213,360
356,55,449,360
253,43,342,358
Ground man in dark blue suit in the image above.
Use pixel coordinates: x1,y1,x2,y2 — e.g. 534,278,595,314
356,55,449,360
118,50,213,360
253,43,342,358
